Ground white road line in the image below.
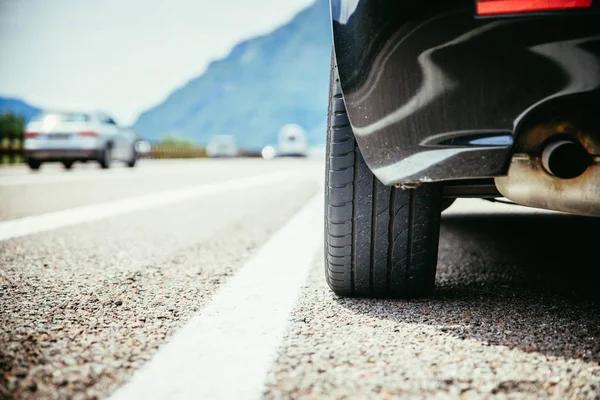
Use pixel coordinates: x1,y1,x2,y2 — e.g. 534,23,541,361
108,193,323,400
0,173,128,186
0,169,314,241
0,160,316,186
0,162,210,186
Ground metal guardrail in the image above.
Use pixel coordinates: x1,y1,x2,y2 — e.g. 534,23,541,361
0,141,264,164
0,141,212,164
143,145,207,159
0,139,23,164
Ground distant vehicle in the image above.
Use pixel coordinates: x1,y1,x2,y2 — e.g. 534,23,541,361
134,140,152,156
277,124,308,157
23,111,138,170
206,135,239,158
261,145,277,160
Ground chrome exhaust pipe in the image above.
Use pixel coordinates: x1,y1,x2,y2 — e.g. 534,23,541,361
541,139,591,179
495,133,600,216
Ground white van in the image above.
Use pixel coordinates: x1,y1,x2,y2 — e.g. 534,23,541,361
277,124,308,157
206,135,239,158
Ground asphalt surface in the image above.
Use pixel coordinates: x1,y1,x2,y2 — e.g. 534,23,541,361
1,158,600,400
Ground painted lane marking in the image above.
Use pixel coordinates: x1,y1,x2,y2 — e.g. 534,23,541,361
0,160,226,186
108,193,323,400
0,169,313,241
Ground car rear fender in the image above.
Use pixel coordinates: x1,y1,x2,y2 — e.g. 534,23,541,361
331,0,600,184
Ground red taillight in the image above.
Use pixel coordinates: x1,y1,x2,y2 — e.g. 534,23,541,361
78,131,98,138
24,132,39,138
477,0,593,15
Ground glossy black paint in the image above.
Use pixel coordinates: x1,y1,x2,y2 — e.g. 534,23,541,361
330,0,600,184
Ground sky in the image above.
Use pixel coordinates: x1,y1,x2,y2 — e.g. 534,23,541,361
0,0,315,125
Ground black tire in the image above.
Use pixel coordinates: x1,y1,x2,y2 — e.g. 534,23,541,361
325,53,443,298
98,146,112,169
126,147,137,168
62,160,74,170
26,159,41,171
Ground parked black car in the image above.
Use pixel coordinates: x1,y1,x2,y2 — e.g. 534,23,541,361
325,0,600,298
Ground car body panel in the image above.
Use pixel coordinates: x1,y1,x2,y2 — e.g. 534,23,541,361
206,135,239,158
330,0,600,184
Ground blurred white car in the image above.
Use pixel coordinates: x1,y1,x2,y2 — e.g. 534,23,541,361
23,111,138,170
134,139,152,156
277,124,308,157
206,135,239,158
261,145,277,160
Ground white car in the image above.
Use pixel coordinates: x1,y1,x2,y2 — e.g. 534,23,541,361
206,135,239,158
23,111,138,170
134,140,152,155
277,124,308,157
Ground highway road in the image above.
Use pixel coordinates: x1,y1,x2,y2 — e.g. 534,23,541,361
1,158,599,399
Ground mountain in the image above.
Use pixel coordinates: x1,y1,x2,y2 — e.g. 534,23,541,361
0,97,42,122
133,0,331,150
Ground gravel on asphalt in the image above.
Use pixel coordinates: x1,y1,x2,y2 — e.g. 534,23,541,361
0,179,317,400
264,210,600,399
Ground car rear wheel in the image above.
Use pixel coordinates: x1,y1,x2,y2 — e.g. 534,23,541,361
63,160,74,170
98,146,112,169
26,160,41,171
126,146,137,168
325,54,443,298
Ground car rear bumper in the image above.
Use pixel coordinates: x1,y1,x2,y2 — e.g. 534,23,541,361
24,149,100,161
331,1,600,184
277,148,308,157
206,150,239,157
277,153,308,157
23,136,102,161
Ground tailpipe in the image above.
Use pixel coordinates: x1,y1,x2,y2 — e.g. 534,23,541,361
495,125,600,216
541,139,591,179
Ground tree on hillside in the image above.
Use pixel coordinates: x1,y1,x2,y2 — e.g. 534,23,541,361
0,113,25,141
160,133,193,148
